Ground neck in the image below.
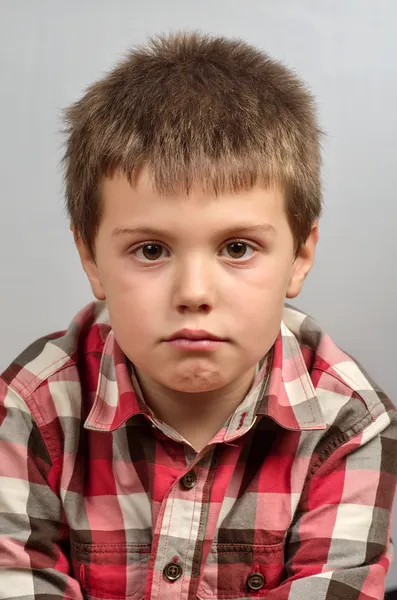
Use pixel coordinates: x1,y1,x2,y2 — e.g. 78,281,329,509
134,367,256,451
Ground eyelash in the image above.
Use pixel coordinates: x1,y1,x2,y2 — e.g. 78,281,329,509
129,239,259,263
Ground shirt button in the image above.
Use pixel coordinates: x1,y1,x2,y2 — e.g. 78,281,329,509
163,562,183,581
247,572,265,591
181,470,197,489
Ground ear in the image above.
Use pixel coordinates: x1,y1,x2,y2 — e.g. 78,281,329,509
71,226,106,301
286,222,319,299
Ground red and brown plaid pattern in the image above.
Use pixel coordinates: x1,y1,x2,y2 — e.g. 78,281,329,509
0,301,396,599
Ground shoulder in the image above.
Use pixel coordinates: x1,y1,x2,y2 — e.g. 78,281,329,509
1,301,111,423
283,304,396,434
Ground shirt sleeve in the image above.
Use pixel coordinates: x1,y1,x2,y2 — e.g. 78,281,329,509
0,377,83,599
266,407,397,600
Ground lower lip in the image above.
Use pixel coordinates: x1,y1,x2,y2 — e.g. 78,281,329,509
166,338,224,351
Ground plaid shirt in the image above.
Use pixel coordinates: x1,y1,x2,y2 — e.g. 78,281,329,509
0,301,396,600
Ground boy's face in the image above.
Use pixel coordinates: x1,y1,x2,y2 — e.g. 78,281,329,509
76,169,317,395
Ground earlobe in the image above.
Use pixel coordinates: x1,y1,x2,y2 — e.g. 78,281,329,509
286,271,305,299
286,223,319,299
72,230,106,301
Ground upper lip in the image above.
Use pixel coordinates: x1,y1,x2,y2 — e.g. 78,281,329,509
167,329,224,341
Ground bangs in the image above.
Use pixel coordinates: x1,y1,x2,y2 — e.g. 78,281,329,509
63,31,322,254
118,153,283,198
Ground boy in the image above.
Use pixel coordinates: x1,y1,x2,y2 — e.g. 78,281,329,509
0,31,396,600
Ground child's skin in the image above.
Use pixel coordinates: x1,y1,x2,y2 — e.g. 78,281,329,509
75,167,318,450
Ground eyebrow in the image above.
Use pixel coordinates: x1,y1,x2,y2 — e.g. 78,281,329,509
111,223,277,239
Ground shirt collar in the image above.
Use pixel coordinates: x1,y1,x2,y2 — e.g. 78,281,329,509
255,321,326,431
84,331,149,431
84,321,325,433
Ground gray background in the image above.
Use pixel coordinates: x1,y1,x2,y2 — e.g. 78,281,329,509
0,0,396,590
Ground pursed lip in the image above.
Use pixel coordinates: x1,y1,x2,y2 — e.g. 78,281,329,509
167,329,224,341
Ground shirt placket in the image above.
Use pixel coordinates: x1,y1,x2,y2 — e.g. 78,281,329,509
147,444,215,600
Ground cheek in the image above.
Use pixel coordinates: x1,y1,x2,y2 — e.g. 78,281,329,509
100,258,163,306
99,257,138,291
108,292,158,335
108,300,158,366
103,271,161,345
232,264,290,335
236,258,292,303
238,293,284,338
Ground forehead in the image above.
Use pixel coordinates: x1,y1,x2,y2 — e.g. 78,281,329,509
100,169,287,234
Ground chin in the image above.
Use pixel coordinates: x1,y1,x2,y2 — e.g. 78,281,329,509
167,367,226,393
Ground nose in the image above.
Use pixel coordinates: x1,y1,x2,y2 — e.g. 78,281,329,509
172,254,215,313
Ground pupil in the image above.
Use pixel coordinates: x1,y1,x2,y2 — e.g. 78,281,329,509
229,242,246,258
143,244,162,259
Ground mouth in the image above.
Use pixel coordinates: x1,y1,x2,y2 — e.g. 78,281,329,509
164,329,226,351
167,329,224,342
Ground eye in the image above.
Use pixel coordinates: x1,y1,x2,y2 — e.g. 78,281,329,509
132,243,169,262
220,241,256,260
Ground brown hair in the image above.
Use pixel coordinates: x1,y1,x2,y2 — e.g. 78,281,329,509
63,31,322,256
